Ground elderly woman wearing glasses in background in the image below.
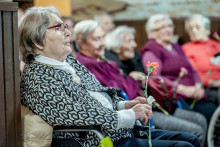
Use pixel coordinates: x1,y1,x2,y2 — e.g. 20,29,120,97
19,7,200,147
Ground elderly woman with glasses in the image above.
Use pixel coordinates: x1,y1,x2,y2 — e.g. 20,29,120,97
19,7,200,147
139,13,216,132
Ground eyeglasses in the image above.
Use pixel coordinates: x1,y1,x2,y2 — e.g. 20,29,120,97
153,24,174,32
47,23,68,34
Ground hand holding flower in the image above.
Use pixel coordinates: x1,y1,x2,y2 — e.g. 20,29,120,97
213,32,220,41
125,97,147,109
129,71,145,82
131,104,152,125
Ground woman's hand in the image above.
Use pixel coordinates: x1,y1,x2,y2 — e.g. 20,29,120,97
125,97,147,109
131,104,152,125
193,83,204,100
209,79,220,88
176,84,196,98
129,71,145,82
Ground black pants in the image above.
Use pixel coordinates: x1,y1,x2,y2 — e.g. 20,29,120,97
114,127,200,147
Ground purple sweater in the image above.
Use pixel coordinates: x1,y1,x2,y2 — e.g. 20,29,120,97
76,52,141,100
139,39,201,88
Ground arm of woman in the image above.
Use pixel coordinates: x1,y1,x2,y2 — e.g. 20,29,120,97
21,78,122,130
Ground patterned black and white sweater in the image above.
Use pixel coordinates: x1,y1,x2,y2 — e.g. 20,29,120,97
20,56,132,146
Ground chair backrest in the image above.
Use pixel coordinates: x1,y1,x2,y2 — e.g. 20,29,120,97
21,105,53,147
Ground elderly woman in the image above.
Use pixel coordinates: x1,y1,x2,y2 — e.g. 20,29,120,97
105,25,208,147
182,14,220,105
139,14,216,125
104,25,145,77
75,20,144,100
19,7,200,147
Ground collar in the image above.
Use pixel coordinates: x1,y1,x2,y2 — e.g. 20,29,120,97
34,55,66,66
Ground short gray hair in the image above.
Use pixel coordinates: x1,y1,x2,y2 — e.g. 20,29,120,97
104,25,135,50
18,6,60,63
73,19,99,48
185,14,210,31
93,13,111,24
145,14,173,39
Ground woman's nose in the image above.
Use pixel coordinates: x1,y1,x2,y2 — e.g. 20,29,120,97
64,28,71,36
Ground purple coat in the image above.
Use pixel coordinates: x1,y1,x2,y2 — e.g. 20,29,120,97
76,52,141,100
139,39,201,88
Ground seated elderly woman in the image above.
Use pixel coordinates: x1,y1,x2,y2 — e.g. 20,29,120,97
182,14,220,106
19,6,200,147
75,21,144,100
139,14,216,125
104,25,145,77
104,25,208,147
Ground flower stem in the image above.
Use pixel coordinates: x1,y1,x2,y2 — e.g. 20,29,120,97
190,99,197,109
154,102,169,115
145,74,149,98
149,122,152,147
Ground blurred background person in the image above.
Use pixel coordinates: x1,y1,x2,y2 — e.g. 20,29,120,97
139,14,216,125
105,25,207,147
62,16,77,56
94,13,115,36
75,19,143,100
183,14,220,106
105,25,145,77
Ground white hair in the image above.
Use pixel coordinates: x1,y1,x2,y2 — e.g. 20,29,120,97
73,19,99,47
145,14,173,39
185,14,210,31
104,25,135,50
93,13,111,24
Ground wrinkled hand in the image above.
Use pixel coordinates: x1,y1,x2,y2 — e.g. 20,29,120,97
125,97,147,109
129,71,145,82
132,104,152,125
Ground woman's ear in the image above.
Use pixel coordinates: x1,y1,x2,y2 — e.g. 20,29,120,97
77,39,86,50
33,42,44,50
148,31,156,39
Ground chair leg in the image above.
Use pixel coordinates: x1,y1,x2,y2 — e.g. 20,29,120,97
207,106,220,147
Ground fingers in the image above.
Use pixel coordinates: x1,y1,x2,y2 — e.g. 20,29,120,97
132,104,152,123
135,97,147,104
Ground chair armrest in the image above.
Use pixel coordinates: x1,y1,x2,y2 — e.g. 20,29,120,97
53,126,105,140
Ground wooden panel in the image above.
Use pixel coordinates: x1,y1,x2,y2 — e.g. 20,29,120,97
0,2,21,147
0,10,7,147
3,11,16,147
13,11,22,146
0,2,18,11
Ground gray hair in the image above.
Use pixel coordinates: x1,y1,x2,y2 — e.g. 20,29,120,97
18,6,60,63
185,14,210,31
73,19,99,48
145,14,173,39
93,13,111,24
104,25,135,50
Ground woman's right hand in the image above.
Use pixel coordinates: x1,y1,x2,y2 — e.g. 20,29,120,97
131,104,152,125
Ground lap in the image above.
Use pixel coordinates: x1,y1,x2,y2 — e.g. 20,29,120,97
116,127,200,147
114,138,194,147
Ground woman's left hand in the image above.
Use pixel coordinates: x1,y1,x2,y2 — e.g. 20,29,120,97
125,97,148,109
129,71,145,82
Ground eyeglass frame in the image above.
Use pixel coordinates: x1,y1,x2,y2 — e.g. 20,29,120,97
47,23,68,34
152,24,175,32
